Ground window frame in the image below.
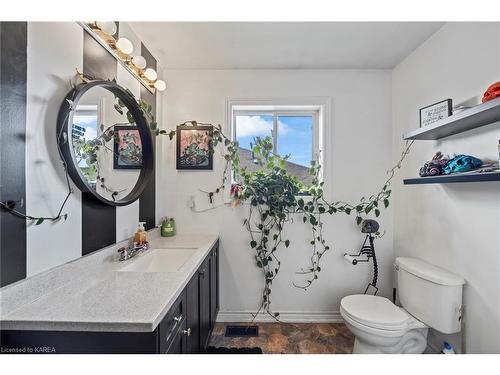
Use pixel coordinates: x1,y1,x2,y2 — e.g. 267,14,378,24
225,97,332,201
233,109,319,165
231,106,323,189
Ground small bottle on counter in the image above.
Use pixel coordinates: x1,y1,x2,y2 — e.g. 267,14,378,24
134,222,147,245
161,217,176,237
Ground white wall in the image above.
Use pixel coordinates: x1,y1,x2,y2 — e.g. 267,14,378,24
392,22,500,353
159,69,393,319
26,22,84,276
25,22,161,276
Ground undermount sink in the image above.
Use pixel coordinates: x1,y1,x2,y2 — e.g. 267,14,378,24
118,248,197,273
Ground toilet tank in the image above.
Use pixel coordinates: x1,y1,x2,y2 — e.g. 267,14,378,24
395,257,465,334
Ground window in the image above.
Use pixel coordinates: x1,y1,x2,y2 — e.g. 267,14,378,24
72,105,99,182
232,106,321,185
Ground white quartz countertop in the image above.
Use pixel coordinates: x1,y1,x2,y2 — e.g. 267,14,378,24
0,232,218,332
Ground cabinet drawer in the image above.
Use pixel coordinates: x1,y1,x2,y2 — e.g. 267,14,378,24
158,290,186,353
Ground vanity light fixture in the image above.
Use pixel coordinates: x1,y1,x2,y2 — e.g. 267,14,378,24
154,80,167,92
116,37,134,55
143,68,158,81
131,55,147,69
95,21,117,36
80,21,167,94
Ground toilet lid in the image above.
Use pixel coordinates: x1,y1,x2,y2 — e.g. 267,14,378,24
340,295,412,331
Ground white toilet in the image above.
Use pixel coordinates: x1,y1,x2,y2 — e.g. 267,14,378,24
340,257,465,354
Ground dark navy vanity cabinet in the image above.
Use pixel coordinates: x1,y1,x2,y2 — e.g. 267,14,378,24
0,241,219,354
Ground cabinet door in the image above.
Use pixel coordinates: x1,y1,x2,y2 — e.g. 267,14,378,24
199,257,211,350
209,244,219,330
185,272,200,353
158,291,186,353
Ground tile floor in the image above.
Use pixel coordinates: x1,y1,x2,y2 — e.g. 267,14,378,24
209,322,355,354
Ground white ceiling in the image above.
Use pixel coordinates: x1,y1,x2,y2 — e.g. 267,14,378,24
129,22,444,70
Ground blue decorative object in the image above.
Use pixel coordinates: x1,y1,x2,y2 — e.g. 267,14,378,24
443,154,483,175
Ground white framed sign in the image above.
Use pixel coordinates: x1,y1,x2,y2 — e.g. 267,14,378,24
419,99,452,127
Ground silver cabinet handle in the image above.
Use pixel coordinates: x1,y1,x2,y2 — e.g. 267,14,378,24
173,315,183,322
182,328,191,336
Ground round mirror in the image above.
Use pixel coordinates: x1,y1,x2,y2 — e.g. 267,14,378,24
57,80,154,206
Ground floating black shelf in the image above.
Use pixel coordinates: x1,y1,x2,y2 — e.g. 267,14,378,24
403,97,500,140
404,171,500,185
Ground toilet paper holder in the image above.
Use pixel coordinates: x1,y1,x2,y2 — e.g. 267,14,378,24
343,234,375,265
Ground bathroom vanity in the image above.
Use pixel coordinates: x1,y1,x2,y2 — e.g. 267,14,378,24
0,232,219,354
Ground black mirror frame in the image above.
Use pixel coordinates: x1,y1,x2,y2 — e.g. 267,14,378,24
57,80,154,207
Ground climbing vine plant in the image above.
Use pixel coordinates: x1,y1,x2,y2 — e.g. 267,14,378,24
162,121,413,320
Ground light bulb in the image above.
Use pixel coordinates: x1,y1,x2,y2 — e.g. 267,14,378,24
116,38,134,55
96,21,117,36
144,68,157,81
154,80,166,91
131,55,147,69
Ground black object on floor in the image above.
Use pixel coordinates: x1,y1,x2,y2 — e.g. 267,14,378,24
206,346,263,354
225,325,259,337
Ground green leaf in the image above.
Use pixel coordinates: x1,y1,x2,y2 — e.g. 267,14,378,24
375,209,380,217
285,240,290,248
345,208,351,215
250,240,257,248
126,111,134,124
356,216,363,225
35,218,44,225
383,199,389,208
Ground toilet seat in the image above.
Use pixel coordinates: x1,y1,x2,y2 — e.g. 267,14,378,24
340,294,425,333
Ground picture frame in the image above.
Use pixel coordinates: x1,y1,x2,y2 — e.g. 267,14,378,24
176,125,213,170
113,125,143,169
419,99,453,127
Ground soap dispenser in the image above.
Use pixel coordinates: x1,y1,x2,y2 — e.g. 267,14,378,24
134,222,147,245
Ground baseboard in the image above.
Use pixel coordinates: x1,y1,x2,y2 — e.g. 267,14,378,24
216,310,343,323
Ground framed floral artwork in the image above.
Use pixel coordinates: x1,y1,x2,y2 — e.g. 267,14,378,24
176,125,213,170
113,125,143,169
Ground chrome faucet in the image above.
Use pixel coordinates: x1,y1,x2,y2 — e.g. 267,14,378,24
117,242,150,261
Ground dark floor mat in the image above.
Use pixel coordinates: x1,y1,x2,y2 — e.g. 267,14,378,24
206,346,263,354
